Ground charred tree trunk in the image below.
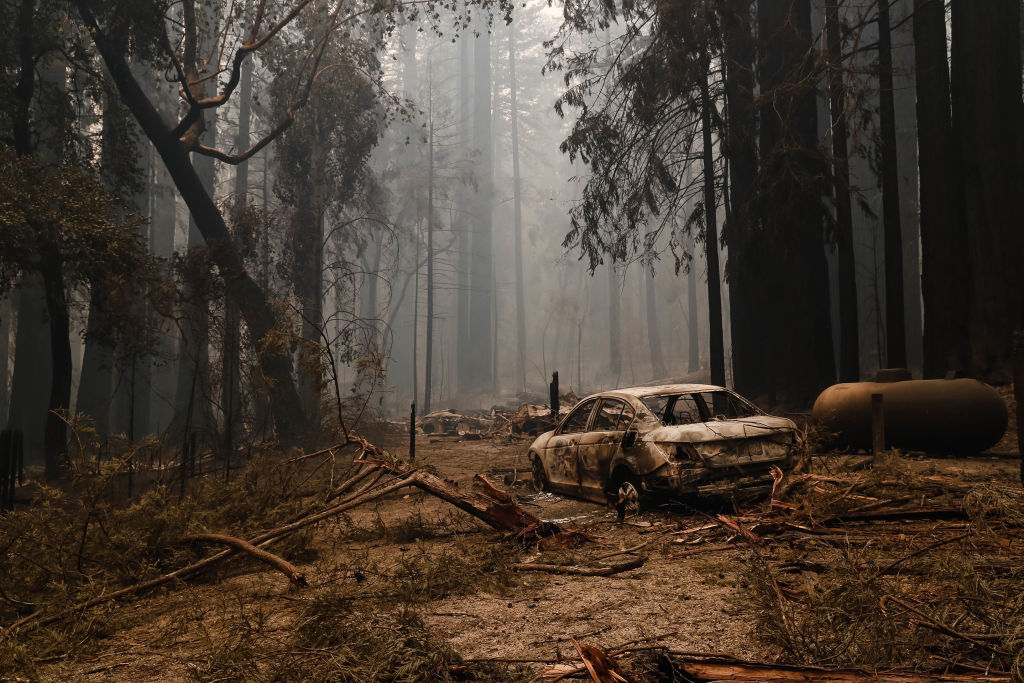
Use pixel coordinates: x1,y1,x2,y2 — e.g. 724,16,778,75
723,0,759,395
699,50,726,389
756,0,836,404
951,0,1024,380
825,2,860,383
914,0,968,378
40,247,71,479
877,0,906,369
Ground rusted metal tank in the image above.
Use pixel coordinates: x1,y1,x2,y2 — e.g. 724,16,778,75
812,378,1007,453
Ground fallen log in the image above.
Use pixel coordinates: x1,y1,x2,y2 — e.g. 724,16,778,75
188,533,307,587
513,558,644,576
406,471,552,532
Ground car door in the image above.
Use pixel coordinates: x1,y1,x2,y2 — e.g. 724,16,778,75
576,398,634,502
543,398,597,493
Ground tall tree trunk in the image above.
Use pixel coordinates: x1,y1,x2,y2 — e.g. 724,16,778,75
722,0,759,395
79,2,310,439
687,235,700,375
148,85,180,433
174,4,219,439
222,39,253,454
914,0,968,378
699,50,726,389
508,23,527,394
424,70,435,414
825,2,860,382
456,30,472,392
951,0,1024,379
77,80,131,435
608,264,621,385
41,247,71,479
756,0,836,404
877,0,906,368
468,27,494,391
0,301,9,422
645,269,666,379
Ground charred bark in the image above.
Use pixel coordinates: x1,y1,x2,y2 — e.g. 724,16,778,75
723,0,759,394
825,2,860,383
951,0,1024,380
877,0,906,369
755,0,836,404
914,0,969,378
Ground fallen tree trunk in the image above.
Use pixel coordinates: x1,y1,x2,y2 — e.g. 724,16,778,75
188,533,307,587
513,558,644,576
407,471,552,532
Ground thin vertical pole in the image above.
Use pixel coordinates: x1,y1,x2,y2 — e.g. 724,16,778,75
409,401,416,463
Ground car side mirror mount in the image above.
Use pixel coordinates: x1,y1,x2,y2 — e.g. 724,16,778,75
622,429,638,449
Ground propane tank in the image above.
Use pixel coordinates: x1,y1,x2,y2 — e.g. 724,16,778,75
812,377,1007,454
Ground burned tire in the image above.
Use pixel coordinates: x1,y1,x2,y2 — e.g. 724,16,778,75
530,454,550,492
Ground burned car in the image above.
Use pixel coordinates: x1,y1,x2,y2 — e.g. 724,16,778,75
527,384,796,512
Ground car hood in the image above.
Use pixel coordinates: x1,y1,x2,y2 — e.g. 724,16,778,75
644,415,796,444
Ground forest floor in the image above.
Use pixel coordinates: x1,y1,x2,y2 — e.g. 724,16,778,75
11,391,1024,681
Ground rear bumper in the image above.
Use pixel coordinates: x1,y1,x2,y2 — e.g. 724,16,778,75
643,464,779,500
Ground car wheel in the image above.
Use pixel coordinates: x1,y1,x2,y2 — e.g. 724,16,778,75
614,473,642,522
531,454,549,492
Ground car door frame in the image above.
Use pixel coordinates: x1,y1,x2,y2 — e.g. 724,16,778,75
542,398,598,494
575,397,635,503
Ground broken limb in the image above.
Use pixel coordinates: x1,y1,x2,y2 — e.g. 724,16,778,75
594,541,650,560
406,471,555,532
187,533,307,587
513,558,644,576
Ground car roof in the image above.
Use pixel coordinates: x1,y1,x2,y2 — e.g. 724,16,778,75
584,383,727,402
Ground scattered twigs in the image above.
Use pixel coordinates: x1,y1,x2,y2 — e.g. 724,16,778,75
187,533,307,586
513,558,644,576
879,595,1011,657
0,473,418,643
875,532,973,577
668,542,737,559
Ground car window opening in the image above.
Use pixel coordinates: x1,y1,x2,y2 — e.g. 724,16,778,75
642,391,759,425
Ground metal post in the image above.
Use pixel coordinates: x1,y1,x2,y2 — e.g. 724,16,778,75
871,393,885,460
549,371,560,417
409,402,416,463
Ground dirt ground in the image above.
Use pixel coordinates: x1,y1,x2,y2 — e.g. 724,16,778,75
28,419,1021,682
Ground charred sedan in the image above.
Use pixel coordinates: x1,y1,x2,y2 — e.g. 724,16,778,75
527,384,796,511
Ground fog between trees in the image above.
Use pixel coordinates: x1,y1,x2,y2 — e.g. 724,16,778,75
0,0,1020,476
